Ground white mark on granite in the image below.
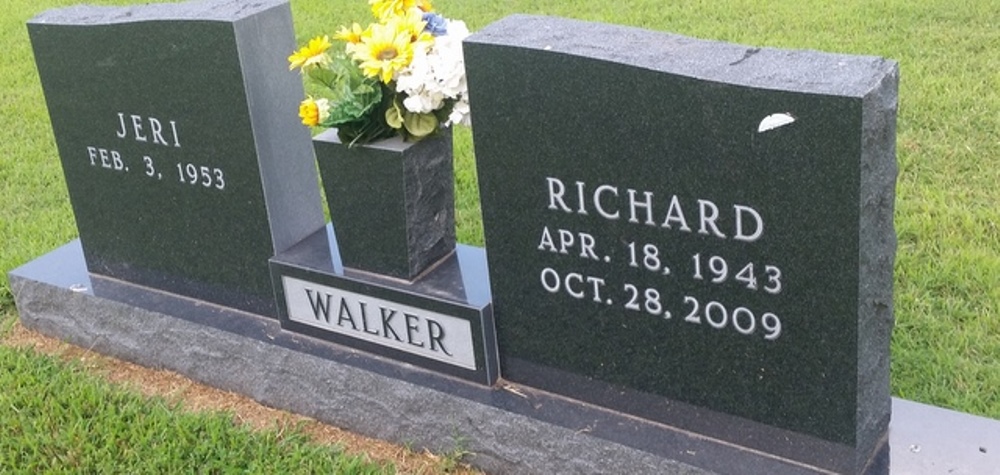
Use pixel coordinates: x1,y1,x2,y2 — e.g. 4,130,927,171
757,113,796,132
69,284,88,292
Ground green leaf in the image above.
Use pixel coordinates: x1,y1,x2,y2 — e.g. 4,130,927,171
306,67,337,90
385,101,404,129
403,112,438,138
308,52,384,127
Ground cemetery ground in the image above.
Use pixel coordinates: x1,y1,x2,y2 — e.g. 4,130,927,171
1,0,997,472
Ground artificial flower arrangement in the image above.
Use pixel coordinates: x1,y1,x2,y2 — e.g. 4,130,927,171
289,0,471,145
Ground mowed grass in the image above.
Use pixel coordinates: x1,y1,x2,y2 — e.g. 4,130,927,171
0,344,388,473
1,0,998,471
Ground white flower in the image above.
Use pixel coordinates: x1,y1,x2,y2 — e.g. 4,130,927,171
447,97,470,127
403,91,444,114
395,19,472,126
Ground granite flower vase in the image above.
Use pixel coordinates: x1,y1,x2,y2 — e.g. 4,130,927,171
313,128,456,280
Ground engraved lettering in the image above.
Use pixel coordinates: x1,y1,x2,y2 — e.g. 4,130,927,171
594,184,620,219
337,298,359,330
380,308,403,342
111,150,124,170
586,276,607,303
170,120,181,147
547,176,571,212
131,114,147,142
574,181,587,214
627,189,655,225
115,113,180,147
304,289,332,323
733,204,764,242
360,301,379,335
149,117,166,146
115,113,127,138
538,226,556,252
428,320,452,355
662,194,690,231
539,267,607,303
405,313,424,347
283,277,476,370
565,273,585,299
578,232,598,260
544,178,763,242
557,229,575,254
697,199,726,239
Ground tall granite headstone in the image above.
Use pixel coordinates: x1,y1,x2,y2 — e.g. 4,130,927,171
465,15,897,474
27,0,323,317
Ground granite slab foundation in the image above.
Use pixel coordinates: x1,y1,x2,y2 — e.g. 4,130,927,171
10,241,997,474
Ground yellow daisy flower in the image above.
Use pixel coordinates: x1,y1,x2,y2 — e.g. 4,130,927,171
335,23,370,55
351,22,415,83
369,0,433,21
393,8,433,46
335,23,367,44
299,97,330,126
288,36,332,71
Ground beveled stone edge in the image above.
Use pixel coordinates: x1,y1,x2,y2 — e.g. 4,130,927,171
28,0,284,25
465,14,898,98
12,242,999,474
9,241,846,475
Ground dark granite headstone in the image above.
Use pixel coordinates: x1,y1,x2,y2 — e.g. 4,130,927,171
27,0,323,317
465,15,897,474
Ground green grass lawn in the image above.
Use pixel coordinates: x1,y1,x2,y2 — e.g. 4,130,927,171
0,344,391,473
2,0,999,471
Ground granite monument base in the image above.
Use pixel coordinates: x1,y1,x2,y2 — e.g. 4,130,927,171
9,241,997,474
